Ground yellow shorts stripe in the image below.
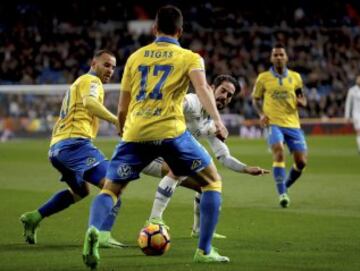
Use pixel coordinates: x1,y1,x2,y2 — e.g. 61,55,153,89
273,161,285,168
100,189,117,204
201,180,222,193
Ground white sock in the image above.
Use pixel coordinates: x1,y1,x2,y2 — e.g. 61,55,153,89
357,135,360,152
149,175,178,219
192,192,201,232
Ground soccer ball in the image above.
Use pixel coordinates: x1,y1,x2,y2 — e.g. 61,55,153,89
137,224,171,256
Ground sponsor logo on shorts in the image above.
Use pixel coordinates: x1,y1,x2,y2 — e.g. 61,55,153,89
191,159,202,170
117,164,133,178
86,157,96,166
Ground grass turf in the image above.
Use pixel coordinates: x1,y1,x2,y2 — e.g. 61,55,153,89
0,135,359,271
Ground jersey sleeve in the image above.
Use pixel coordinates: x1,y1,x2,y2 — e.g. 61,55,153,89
252,74,265,98
206,135,230,158
294,72,304,89
187,52,205,74
184,94,201,114
79,77,102,100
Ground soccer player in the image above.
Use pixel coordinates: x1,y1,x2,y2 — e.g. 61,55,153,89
20,50,125,248
252,43,308,208
143,74,269,238
82,6,230,268
345,75,360,154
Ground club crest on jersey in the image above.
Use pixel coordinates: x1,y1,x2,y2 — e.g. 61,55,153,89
117,165,133,178
86,157,96,166
191,159,202,170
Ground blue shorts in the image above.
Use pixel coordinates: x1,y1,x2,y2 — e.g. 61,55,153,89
49,138,108,187
268,125,307,152
106,130,212,183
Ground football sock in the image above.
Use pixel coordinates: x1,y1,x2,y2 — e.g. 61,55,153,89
273,162,287,195
38,189,75,218
149,175,178,219
198,191,221,254
142,159,163,178
89,193,114,229
99,197,121,231
192,193,201,232
286,165,303,188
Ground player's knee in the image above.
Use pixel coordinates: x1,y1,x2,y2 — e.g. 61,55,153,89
201,179,222,193
295,159,307,170
72,187,90,201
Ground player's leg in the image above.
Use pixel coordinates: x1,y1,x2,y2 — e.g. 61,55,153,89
354,120,360,153
83,178,127,268
162,131,228,262
192,163,229,262
83,141,157,268
144,159,178,225
284,128,308,189
20,155,89,244
84,161,126,248
268,126,289,207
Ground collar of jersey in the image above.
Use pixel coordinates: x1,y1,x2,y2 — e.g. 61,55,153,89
270,66,288,78
155,36,180,46
87,70,97,77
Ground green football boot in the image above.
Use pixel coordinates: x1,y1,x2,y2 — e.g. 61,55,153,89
191,229,227,239
98,231,127,248
279,193,290,208
19,210,42,244
82,226,100,270
193,247,230,263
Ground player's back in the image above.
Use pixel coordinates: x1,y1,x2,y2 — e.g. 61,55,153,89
50,73,104,146
121,37,204,142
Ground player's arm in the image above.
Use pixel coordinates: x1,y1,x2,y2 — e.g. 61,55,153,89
189,70,228,141
117,90,131,137
295,88,307,107
83,96,118,125
207,136,269,176
295,73,307,107
252,76,269,127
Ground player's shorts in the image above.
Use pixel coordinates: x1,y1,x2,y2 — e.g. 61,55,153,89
48,138,107,186
106,130,212,183
268,125,307,152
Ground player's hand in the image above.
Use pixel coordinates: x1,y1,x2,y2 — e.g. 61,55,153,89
244,166,270,176
260,115,269,128
214,120,228,141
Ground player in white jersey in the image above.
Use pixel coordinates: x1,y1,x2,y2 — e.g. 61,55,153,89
142,75,269,237
345,75,360,153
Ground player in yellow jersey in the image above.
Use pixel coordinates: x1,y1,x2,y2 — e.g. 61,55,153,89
20,50,125,248
82,6,230,269
252,43,308,208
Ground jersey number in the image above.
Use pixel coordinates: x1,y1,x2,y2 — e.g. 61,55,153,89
60,89,70,119
136,65,172,101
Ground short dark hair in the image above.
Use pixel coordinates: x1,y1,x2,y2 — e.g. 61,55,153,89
213,75,241,95
94,49,115,58
155,5,183,35
272,43,286,50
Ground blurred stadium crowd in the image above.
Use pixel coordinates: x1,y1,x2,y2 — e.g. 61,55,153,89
1,0,360,137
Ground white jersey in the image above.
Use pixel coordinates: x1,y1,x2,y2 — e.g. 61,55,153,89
142,93,247,178
345,85,360,130
345,85,360,120
184,93,228,158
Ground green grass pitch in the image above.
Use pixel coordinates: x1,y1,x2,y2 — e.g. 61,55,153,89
0,136,359,271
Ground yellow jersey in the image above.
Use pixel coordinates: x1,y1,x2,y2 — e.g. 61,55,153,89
50,72,104,146
121,36,205,142
252,67,303,128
